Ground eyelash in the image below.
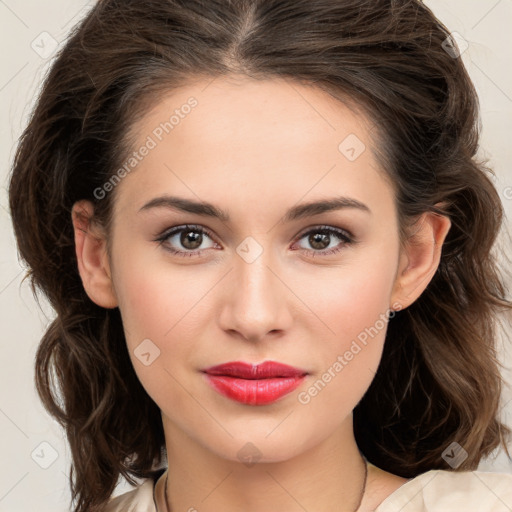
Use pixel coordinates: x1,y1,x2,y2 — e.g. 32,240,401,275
154,224,355,259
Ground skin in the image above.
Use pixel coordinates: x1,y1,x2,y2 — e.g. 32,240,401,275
72,75,451,512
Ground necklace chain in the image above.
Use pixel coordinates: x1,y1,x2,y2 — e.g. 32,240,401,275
155,457,368,512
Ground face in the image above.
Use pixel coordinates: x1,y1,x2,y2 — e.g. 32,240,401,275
87,75,410,463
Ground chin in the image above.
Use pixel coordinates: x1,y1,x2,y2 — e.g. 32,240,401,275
201,430,313,467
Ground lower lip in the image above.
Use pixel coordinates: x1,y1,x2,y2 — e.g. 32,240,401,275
203,374,306,405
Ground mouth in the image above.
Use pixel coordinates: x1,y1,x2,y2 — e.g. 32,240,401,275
201,361,308,405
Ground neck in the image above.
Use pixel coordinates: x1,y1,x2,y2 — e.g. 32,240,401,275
159,415,367,512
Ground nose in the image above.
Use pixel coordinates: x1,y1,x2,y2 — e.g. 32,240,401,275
217,241,293,343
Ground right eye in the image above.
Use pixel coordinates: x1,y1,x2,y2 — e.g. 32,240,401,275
154,224,219,257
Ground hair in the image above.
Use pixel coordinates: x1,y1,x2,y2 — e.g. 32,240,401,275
8,0,512,510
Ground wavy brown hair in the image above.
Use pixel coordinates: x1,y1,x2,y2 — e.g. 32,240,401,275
8,0,512,511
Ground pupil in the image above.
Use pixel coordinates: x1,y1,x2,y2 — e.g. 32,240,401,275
310,232,329,250
182,231,202,249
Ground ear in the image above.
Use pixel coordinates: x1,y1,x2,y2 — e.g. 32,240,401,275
71,200,118,309
390,206,451,310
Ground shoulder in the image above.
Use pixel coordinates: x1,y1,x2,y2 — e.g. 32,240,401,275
375,468,512,512
103,476,158,512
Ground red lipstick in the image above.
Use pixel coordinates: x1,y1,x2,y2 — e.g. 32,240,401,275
202,361,308,405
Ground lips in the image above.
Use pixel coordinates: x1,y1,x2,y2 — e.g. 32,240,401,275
202,361,308,406
203,361,307,379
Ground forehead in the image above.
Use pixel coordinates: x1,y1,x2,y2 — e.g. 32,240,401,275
113,75,393,220
131,74,372,151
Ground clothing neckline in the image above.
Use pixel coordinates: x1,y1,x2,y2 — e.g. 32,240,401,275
151,463,415,512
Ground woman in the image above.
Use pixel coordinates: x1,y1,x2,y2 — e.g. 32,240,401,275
8,0,512,511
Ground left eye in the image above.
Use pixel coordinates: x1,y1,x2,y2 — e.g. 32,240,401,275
155,224,354,257
292,226,354,256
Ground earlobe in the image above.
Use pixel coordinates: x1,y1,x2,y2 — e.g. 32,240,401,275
71,200,118,309
391,209,451,310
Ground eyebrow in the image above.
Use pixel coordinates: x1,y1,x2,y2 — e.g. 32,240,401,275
138,194,371,222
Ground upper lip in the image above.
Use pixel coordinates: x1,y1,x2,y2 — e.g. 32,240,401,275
202,361,308,379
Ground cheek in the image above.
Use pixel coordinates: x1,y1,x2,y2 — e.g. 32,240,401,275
302,251,397,346
113,249,198,343
116,276,169,345
296,271,392,429
299,253,397,399
111,252,214,389
334,270,394,345
112,262,195,408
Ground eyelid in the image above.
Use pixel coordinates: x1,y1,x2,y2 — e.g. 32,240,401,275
294,224,355,241
154,223,356,257
171,224,214,238
154,224,218,247
290,225,355,257
155,223,355,242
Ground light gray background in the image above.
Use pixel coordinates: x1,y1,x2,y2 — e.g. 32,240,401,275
1,1,511,511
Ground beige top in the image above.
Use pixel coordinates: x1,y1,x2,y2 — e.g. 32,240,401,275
104,465,512,512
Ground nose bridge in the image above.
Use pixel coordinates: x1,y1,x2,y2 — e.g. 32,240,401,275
219,235,289,340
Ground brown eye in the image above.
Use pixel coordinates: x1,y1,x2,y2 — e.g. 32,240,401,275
155,225,217,257
308,232,331,250
293,226,354,257
180,230,203,250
